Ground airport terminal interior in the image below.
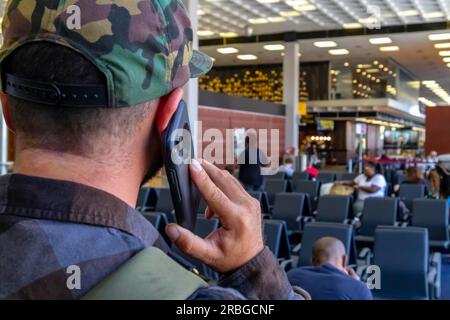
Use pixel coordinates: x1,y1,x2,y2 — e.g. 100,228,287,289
1,0,450,301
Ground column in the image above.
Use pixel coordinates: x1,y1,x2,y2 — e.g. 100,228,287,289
283,41,300,157
0,113,8,175
182,0,200,156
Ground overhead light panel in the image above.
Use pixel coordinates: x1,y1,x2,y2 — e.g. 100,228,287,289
256,0,280,3
197,9,206,16
343,23,363,29
435,43,450,49
328,49,349,55
217,47,239,54
369,37,392,45
443,57,450,62
314,41,337,48
237,54,258,61
439,51,450,56
198,30,215,36
248,18,268,24
219,32,238,38
398,10,419,17
280,11,301,17
428,33,450,41
267,16,287,23
424,12,445,19
379,46,399,52
294,4,316,11
264,44,285,51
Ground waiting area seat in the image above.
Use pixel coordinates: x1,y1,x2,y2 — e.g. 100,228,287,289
263,179,290,205
271,193,310,232
297,222,356,267
355,197,398,245
293,171,309,181
292,180,321,210
337,172,358,181
266,172,286,180
314,195,353,224
399,184,426,211
264,219,293,270
411,199,449,251
371,226,441,300
316,172,336,184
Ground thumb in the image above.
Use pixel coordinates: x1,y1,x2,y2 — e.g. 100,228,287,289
165,223,212,261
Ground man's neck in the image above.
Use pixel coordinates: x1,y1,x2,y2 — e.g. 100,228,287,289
14,148,142,208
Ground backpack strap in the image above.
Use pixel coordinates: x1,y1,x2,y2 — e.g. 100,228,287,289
82,247,208,300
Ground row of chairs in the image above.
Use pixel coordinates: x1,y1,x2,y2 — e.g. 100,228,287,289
267,171,358,184
258,219,442,300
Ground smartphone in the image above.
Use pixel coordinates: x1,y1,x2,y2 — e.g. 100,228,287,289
161,100,200,231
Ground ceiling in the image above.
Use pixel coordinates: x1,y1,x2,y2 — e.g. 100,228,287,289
198,0,450,37
198,1,450,105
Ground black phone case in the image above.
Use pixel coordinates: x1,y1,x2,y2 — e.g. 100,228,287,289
161,100,200,231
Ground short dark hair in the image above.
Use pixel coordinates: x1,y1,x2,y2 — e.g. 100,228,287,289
3,42,154,156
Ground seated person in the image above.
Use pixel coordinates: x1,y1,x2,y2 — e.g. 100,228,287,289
338,162,387,216
287,237,372,300
394,166,428,196
278,157,295,178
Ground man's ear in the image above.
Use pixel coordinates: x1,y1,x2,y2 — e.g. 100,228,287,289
0,92,15,132
342,255,348,269
155,88,184,136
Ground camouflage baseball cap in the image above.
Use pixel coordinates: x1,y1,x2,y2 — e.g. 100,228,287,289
0,0,213,107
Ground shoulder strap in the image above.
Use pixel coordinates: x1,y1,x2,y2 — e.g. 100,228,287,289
82,247,208,300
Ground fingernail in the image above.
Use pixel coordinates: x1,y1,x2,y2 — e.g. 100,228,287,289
191,159,203,172
166,225,180,240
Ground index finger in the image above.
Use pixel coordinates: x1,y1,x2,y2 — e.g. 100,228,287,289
190,159,238,227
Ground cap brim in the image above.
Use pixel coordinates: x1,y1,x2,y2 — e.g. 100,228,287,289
189,50,213,78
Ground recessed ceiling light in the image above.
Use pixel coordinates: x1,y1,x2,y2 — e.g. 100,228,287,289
439,51,450,56
328,49,349,55
197,30,215,37
264,44,285,51
219,32,239,38
217,47,239,54
237,54,258,61
428,33,450,41
267,16,287,23
248,18,268,24
434,43,450,49
210,57,216,62
447,63,450,68
379,46,399,52
256,0,280,3
280,11,301,17
295,4,316,11
343,23,363,29
398,10,419,17
357,64,372,68
344,62,350,67
369,37,392,45
197,9,206,16
424,11,445,19
314,41,337,48
443,57,450,62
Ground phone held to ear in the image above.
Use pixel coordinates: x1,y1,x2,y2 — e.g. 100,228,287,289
160,100,200,232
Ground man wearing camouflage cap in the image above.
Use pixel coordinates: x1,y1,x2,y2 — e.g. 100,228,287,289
0,0,305,300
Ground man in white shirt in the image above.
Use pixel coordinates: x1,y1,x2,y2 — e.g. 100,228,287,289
338,162,387,215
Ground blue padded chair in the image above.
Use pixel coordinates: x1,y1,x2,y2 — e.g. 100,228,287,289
264,179,289,205
264,220,293,270
372,226,432,300
399,184,425,211
317,172,336,184
297,222,356,267
315,195,353,223
412,199,449,251
356,197,398,244
136,188,150,211
292,180,321,210
271,193,311,232
337,172,358,181
293,171,309,181
266,172,286,180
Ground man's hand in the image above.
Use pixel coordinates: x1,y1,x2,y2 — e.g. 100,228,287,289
165,159,264,273
347,267,360,280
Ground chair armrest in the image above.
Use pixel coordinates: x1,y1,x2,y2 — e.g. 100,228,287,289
262,214,272,220
292,243,302,254
280,258,295,272
428,252,442,299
